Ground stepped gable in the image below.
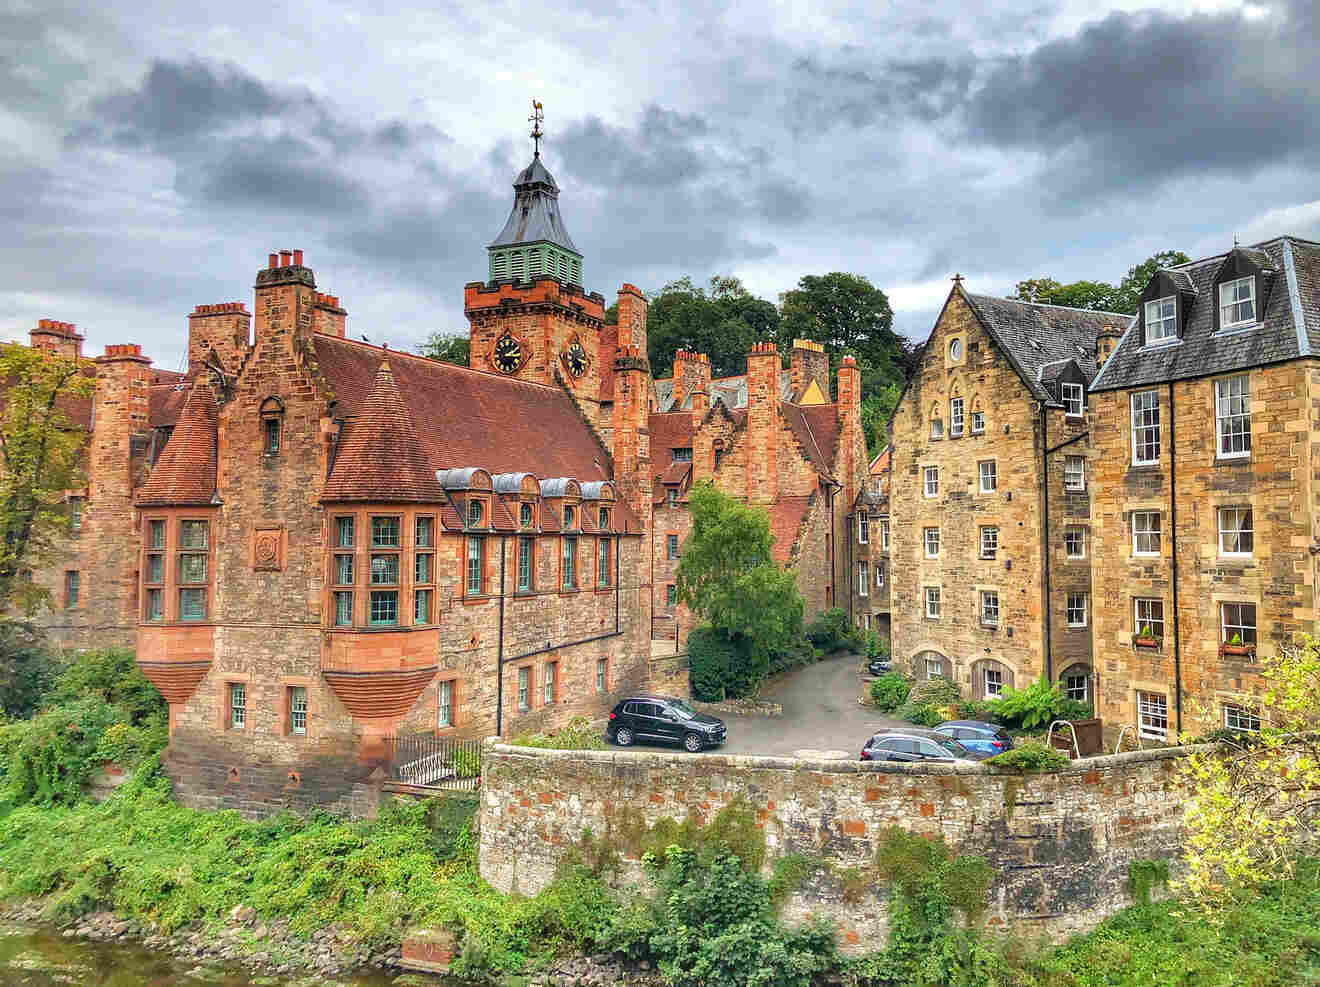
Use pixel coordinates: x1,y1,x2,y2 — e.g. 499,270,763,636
314,335,613,495
137,380,218,506
323,359,445,503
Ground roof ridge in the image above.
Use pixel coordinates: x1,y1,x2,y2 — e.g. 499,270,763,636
318,333,569,392
965,292,1132,320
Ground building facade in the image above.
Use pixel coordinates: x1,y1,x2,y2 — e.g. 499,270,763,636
1087,237,1320,741
888,284,1115,702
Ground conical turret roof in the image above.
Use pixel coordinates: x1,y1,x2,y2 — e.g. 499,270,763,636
489,154,580,255
322,359,446,502
137,380,219,506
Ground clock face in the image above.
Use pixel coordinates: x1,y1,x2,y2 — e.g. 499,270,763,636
565,339,588,378
493,334,523,374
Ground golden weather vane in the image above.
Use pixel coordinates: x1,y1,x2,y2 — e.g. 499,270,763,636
529,99,544,156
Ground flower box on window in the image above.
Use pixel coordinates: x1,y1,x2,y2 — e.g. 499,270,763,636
1134,628,1162,650
1218,641,1255,659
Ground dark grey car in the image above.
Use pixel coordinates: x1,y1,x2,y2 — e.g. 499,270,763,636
860,727,977,763
608,695,727,752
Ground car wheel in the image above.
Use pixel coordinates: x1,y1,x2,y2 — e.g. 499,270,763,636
683,732,703,753
614,726,634,747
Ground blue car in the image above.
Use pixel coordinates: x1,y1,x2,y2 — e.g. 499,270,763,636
934,720,1014,758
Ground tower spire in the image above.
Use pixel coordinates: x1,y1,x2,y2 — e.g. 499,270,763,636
529,99,544,157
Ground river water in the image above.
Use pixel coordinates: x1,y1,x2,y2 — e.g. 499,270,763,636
0,923,443,986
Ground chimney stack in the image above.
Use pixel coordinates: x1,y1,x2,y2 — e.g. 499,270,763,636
744,341,780,505
254,249,317,349
611,344,652,526
836,354,863,504
671,350,711,413
188,302,252,375
1097,325,1124,366
30,319,84,359
312,292,348,338
789,338,827,402
615,284,648,362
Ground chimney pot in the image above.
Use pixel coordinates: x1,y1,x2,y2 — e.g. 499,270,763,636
293,249,304,266
268,253,278,269
279,250,292,267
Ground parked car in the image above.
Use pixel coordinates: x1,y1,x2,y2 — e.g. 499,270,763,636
934,720,1015,758
859,728,978,762
866,657,891,676
608,695,727,752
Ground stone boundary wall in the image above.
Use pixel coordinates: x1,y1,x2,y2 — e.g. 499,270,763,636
478,743,1202,952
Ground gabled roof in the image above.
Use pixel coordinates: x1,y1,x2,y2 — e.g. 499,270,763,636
782,403,838,480
137,381,218,506
323,360,446,503
312,335,612,499
961,290,1117,400
1092,236,1320,392
869,446,890,475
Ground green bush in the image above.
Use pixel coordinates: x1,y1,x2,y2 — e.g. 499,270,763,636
869,673,910,713
992,676,1062,731
687,626,766,701
1056,698,1094,722
47,649,165,727
893,702,942,728
4,697,138,805
766,637,821,678
986,739,1069,773
509,716,606,751
0,626,60,720
908,675,962,708
804,607,860,654
862,631,889,661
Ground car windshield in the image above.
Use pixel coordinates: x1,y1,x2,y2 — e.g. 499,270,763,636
935,736,966,755
668,700,697,720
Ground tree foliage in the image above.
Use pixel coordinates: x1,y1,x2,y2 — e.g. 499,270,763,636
0,343,96,614
417,332,470,367
1180,636,1320,911
1009,249,1191,316
646,275,779,379
675,482,804,659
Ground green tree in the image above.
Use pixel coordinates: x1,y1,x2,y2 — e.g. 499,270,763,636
1009,250,1191,316
1180,636,1320,911
0,343,96,615
676,481,804,659
647,276,779,379
1112,250,1192,314
417,332,470,366
778,273,908,379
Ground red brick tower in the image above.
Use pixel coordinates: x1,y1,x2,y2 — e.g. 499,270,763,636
745,341,780,505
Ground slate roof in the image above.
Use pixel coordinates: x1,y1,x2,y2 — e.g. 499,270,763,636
961,290,1119,401
654,369,792,412
489,154,580,255
137,382,218,506
1091,236,1320,392
312,335,613,496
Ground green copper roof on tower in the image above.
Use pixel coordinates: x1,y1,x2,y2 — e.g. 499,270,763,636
488,100,583,287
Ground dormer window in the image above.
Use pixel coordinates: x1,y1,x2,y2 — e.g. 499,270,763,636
1144,296,1177,343
1061,382,1084,417
1219,276,1256,329
563,505,575,529
519,503,533,528
467,500,483,528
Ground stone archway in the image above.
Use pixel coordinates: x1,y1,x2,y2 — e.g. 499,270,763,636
912,649,951,681
970,658,1016,700
1058,662,1093,703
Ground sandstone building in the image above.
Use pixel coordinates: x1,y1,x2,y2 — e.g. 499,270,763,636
888,283,1117,702
847,447,891,642
1087,236,1320,740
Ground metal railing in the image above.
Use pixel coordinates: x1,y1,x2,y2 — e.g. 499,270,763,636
385,734,482,790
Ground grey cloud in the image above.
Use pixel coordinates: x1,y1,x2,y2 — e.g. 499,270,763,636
788,54,974,130
556,106,711,189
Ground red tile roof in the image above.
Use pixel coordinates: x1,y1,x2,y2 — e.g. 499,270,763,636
870,447,890,475
783,403,839,480
137,381,218,506
312,336,612,490
648,412,694,491
598,323,617,402
323,360,446,503
149,384,187,428
768,496,812,564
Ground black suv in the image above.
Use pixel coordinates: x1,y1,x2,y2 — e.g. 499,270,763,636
608,695,727,752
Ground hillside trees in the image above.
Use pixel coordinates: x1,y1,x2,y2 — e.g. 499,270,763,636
646,276,780,379
1010,249,1191,315
418,332,470,367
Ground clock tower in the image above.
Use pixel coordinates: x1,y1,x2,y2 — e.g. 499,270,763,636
465,104,613,428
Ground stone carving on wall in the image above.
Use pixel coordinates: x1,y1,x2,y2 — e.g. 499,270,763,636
253,525,285,572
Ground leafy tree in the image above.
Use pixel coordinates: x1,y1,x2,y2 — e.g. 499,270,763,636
647,276,779,379
417,332,470,366
1009,250,1191,316
1180,636,1320,911
0,343,96,615
676,481,804,660
860,380,901,455
778,273,908,379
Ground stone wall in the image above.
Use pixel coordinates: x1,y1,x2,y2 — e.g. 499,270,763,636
478,743,1197,951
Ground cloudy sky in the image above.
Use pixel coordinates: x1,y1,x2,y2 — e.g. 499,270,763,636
1,0,1316,370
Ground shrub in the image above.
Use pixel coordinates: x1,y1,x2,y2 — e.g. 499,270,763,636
47,649,164,727
1056,698,1094,722
960,699,1000,723
987,739,1069,773
687,626,766,701
0,625,60,720
907,675,962,708
862,631,889,661
766,637,821,678
509,716,606,751
993,676,1062,731
5,697,133,805
893,702,941,728
804,608,860,654
869,673,910,713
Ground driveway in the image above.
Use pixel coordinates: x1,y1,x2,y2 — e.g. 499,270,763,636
715,654,907,757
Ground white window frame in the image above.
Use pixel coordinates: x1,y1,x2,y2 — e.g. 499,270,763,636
950,397,964,437
1133,511,1161,557
1061,382,1084,417
1214,375,1251,459
543,661,557,705
289,686,307,736
1137,691,1168,741
1064,670,1089,701
978,460,997,493
1134,597,1165,641
858,516,869,544
925,587,941,619
1144,295,1177,343
1130,390,1161,465
984,667,1004,698
1067,593,1088,628
930,417,944,440
1220,602,1257,647
438,680,453,727
979,526,998,559
1064,526,1085,559
230,682,246,730
857,562,868,597
948,338,962,361
923,466,939,497
517,666,530,710
880,519,890,550
970,410,985,434
926,657,944,679
1217,507,1253,557
1219,276,1256,329
1223,705,1261,732
596,658,607,693
980,590,999,627
923,527,940,559
1064,455,1085,492
875,561,885,588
